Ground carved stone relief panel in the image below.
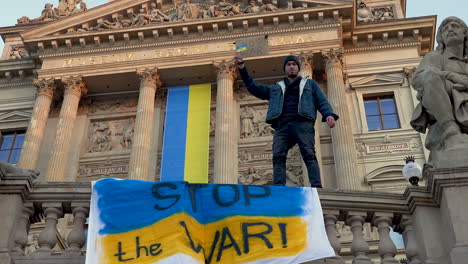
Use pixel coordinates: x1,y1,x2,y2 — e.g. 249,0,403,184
86,117,135,153
77,157,129,181
355,137,422,157
240,105,274,139
357,1,395,23
89,98,138,115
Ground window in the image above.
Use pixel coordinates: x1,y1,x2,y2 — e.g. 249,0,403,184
364,95,400,131
0,131,26,164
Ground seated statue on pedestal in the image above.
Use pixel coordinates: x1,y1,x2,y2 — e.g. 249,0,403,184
411,17,468,162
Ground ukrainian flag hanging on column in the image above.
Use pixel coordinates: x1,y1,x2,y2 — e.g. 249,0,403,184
160,83,211,183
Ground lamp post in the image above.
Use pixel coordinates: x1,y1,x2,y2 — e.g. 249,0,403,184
402,156,422,186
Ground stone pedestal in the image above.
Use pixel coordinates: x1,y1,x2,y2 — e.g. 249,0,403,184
18,79,56,170
128,68,161,181
45,76,87,182
213,61,238,184
322,49,360,190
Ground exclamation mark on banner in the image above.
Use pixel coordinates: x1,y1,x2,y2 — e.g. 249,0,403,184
278,223,288,248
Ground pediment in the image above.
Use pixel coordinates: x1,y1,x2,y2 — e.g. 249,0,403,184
21,0,349,40
350,75,404,89
0,110,32,122
365,165,403,183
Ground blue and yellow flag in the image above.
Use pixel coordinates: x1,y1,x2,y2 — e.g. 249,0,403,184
160,84,211,183
86,179,335,264
236,44,247,52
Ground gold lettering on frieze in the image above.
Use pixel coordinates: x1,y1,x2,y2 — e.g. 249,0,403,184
368,143,410,153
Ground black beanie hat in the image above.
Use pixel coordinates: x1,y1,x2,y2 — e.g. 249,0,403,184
283,55,301,72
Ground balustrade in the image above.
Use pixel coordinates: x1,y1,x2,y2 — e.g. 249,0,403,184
4,183,424,264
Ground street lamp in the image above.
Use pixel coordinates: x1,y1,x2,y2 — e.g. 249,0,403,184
402,156,422,186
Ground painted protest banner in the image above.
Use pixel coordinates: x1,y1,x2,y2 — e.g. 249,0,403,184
86,178,335,264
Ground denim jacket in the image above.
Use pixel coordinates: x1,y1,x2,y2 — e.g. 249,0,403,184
242,71,339,124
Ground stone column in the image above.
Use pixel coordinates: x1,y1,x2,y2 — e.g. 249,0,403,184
45,76,87,182
18,78,56,170
322,48,360,190
128,68,161,181
298,52,326,187
213,61,238,184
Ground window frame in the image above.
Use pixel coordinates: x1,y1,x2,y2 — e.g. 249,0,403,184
363,94,401,131
0,130,26,164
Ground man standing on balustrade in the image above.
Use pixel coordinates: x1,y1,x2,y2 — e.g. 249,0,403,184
234,51,339,188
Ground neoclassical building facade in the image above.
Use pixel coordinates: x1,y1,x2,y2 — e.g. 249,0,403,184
3,1,467,264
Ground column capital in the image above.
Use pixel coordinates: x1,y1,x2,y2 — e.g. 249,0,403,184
62,75,88,97
297,51,314,69
213,60,237,81
137,67,162,88
321,48,344,69
33,78,56,99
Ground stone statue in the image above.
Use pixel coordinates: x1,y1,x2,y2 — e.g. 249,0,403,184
0,161,39,179
244,0,261,14
240,106,256,138
9,46,29,60
218,0,242,16
149,3,170,22
258,0,278,12
32,3,60,22
176,0,201,20
131,9,152,27
207,0,221,17
410,17,468,158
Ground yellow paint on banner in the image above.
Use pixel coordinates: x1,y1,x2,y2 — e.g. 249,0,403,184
99,213,307,264
185,83,211,183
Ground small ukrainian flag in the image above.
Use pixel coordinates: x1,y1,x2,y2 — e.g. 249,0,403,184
236,44,247,52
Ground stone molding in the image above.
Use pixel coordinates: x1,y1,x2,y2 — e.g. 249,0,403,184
62,75,88,97
33,78,56,99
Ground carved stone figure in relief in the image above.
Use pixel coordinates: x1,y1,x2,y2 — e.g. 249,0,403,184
238,167,269,185
243,0,261,14
0,161,39,178
356,1,373,23
258,0,278,12
286,166,304,186
218,0,242,16
207,0,221,17
240,106,256,138
121,118,135,149
149,3,170,22
88,122,112,153
32,3,60,22
131,9,153,27
9,46,29,60
410,16,468,152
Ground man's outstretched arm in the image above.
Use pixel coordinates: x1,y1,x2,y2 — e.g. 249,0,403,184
234,51,271,100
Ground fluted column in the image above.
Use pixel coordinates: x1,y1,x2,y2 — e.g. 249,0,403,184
213,61,238,184
298,52,325,186
322,48,360,190
45,76,87,182
128,68,161,181
347,212,373,264
373,213,399,264
18,79,56,169
11,204,33,255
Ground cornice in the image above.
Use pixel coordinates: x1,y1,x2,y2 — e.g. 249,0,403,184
345,41,420,53
38,22,341,59
22,3,352,52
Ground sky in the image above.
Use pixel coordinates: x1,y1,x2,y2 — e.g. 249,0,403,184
0,0,467,52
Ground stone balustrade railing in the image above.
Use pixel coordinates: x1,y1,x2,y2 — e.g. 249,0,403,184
4,181,426,264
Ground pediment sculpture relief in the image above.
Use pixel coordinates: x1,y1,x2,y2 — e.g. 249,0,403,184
17,0,87,24
9,46,30,60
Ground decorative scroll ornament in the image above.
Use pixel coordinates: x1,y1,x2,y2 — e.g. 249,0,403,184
213,60,237,80
62,75,88,97
33,78,56,99
137,68,162,88
321,48,344,69
17,0,87,24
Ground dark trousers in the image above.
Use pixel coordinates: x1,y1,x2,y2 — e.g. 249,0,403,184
272,118,321,187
